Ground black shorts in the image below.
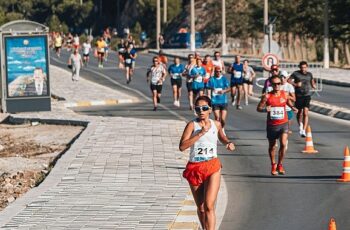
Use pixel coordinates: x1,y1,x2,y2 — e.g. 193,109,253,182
97,52,105,57
150,84,162,93
171,78,182,88
212,104,228,111
55,46,61,51
266,123,289,140
186,82,193,92
83,53,89,57
295,96,311,109
243,79,253,85
125,62,133,68
193,88,203,95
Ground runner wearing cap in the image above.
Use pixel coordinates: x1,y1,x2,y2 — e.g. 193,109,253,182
179,95,235,230
257,75,298,175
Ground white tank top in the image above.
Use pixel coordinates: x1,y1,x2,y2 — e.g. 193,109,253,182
212,59,224,71
189,119,218,162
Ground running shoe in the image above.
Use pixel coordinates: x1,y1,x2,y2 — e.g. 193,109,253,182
245,101,248,105
271,163,278,176
277,164,285,175
173,101,177,106
237,105,243,110
231,100,236,106
177,100,180,107
301,130,306,138
153,107,157,111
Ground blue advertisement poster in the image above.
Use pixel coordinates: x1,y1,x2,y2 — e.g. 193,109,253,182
5,35,49,97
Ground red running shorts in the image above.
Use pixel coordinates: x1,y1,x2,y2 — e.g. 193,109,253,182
183,158,222,186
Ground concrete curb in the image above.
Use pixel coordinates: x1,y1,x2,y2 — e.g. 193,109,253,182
64,98,136,108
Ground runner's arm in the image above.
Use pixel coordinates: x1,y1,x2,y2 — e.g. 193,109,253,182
214,120,235,151
179,122,205,151
257,94,268,112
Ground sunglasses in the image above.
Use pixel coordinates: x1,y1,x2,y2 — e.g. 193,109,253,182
271,69,279,72
215,70,221,73
194,105,211,113
272,82,281,86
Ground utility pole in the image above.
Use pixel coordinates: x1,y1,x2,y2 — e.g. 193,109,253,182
156,0,161,50
190,0,195,51
163,0,167,23
323,0,330,68
80,0,82,5
264,0,268,51
221,0,227,55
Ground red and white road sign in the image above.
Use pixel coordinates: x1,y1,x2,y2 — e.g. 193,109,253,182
262,53,279,71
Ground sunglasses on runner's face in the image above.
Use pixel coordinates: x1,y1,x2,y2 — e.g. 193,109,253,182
272,82,281,86
195,105,211,113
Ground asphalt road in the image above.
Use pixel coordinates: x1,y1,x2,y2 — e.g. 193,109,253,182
51,49,350,230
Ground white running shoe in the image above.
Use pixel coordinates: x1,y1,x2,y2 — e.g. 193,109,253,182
245,100,249,105
231,101,236,106
177,100,180,107
173,101,177,106
299,122,303,132
301,130,306,138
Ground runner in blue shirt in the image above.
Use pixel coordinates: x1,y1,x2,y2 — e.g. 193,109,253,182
229,55,244,110
190,58,206,102
168,57,185,107
207,67,230,128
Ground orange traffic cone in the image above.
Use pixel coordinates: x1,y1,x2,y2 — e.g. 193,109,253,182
328,217,337,230
301,126,318,154
337,146,350,182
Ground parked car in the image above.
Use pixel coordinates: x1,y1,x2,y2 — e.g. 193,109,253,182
165,32,202,48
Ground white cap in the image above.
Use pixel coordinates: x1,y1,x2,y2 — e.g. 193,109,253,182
280,70,289,78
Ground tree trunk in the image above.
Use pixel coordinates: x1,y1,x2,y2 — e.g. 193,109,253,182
344,42,350,65
288,32,294,60
251,37,256,56
300,35,305,60
333,40,339,65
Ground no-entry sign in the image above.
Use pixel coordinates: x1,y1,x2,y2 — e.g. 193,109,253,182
262,53,279,71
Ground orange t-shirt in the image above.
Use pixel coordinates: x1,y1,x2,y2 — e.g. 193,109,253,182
202,61,214,83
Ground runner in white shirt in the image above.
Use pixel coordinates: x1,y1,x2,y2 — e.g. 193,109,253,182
82,40,91,66
147,57,167,111
212,51,225,74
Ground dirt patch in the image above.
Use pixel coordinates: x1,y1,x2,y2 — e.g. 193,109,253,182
0,123,84,211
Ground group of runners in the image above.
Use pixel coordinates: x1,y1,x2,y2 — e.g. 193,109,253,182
147,50,257,128
175,51,316,229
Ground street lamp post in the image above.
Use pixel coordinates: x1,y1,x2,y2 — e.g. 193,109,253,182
163,0,167,23
323,0,330,68
190,0,195,51
222,0,227,55
156,0,161,50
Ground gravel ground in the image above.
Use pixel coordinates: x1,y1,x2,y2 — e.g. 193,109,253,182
0,123,83,211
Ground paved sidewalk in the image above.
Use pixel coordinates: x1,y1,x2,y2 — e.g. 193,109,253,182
0,66,216,229
50,66,140,108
